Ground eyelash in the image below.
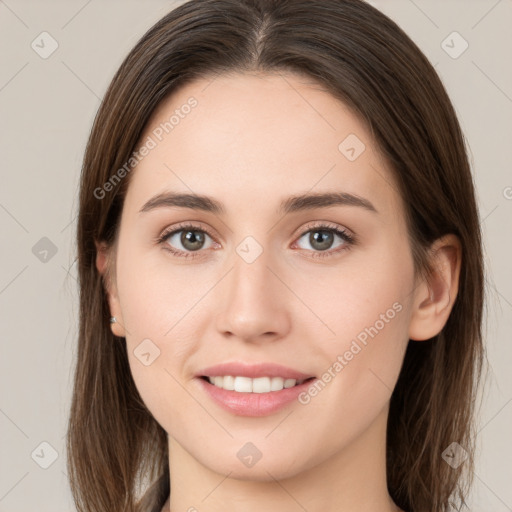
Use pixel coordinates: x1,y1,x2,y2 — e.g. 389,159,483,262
155,221,356,260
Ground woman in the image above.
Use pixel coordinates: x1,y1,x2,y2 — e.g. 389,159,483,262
66,1,484,511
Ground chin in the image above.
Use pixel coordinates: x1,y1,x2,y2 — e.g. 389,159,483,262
201,450,316,482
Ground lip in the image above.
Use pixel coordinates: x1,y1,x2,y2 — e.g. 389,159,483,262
195,361,315,380
197,376,318,416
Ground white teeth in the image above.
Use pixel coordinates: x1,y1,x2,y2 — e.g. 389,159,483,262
234,376,253,392
206,376,304,392
223,375,235,390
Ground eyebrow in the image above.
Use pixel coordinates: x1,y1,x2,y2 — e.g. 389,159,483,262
139,191,378,216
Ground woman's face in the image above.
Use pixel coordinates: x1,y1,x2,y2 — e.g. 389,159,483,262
106,71,418,479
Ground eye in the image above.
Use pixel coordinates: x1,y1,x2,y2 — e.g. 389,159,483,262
156,223,217,259
156,221,356,260
292,222,356,259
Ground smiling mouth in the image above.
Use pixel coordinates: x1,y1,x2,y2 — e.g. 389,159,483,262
200,375,316,393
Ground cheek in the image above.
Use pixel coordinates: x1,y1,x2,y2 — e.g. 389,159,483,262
300,251,413,408
294,248,412,345
114,245,195,420
116,238,199,339
295,299,411,454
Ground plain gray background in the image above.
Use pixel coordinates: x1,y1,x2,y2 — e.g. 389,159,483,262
0,1,511,510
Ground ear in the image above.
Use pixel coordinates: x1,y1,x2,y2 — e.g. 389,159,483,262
408,234,462,341
95,240,126,338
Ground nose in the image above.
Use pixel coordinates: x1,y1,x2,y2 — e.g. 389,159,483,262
215,248,292,344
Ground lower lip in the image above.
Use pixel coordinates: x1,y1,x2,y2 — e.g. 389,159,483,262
196,377,317,417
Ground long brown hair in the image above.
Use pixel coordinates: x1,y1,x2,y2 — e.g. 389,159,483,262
67,1,485,511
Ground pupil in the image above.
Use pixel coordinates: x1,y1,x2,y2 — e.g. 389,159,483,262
310,230,333,251
182,230,204,251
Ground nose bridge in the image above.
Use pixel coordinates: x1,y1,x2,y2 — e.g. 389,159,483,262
215,238,291,341
232,248,271,301
228,231,276,298
229,240,278,314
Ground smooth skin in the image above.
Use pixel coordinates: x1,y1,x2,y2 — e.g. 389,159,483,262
96,71,461,512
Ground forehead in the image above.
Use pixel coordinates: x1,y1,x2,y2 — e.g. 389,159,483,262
124,72,402,222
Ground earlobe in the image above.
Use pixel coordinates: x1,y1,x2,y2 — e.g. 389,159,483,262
95,239,126,338
408,234,462,341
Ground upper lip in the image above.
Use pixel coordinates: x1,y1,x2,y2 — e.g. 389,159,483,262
196,362,315,380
